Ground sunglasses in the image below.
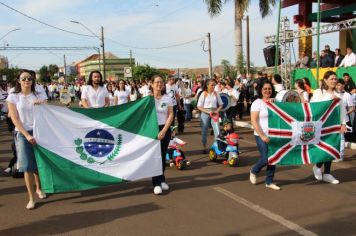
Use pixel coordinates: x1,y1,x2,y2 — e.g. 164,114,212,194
20,76,33,82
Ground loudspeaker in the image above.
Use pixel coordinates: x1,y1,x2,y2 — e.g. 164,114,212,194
263,45,281,67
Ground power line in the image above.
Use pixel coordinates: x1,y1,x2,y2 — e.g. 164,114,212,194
0,2,95,38
107,36,204,50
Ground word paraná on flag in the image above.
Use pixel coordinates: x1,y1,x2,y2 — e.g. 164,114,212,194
33,96,162,193
267,99,341,165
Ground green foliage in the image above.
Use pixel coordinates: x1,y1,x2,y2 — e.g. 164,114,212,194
48,64,59,76
39,66,50,83
132,64,168,81
221,59,233,78
0,67,20,83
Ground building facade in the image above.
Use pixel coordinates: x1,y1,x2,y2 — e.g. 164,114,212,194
75,52,135,82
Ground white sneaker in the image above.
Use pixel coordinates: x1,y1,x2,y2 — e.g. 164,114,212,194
249,171,257,185
323,174,340,184
26,200,36,210
265,183,281,190
3,167,11,173
186,160,191,166
161,182,169,191
333,158,343,163
313,166,323,181
153,186,163,195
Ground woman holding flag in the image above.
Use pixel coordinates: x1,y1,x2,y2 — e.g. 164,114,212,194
249,80,280,190
151,75,174,195
310,71,347,184
6,69,47,209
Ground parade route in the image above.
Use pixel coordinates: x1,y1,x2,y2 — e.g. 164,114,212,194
0,118,355,236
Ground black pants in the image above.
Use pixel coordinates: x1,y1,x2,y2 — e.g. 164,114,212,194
236,102,244,119
226,105,238,121
152,125,171,187
316,161,331,174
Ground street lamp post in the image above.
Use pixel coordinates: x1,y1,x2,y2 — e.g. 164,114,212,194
0,28,21,41
70,21,106,79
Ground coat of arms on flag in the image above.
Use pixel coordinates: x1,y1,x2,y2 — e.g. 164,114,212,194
267,100,341,165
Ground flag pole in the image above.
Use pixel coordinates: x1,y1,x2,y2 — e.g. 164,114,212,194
274,0,282,74
316,0,321,86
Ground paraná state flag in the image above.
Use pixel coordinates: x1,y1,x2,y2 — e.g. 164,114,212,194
33,96,162,193
267,99,341,165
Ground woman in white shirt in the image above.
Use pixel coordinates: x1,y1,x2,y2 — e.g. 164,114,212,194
129,82,139,102
310,71,347,184
114,80,130,105
151,75,174,195
7,69,47,209
250,80,280,190
106,82,116,106
294,79,309,103
197,79,223,153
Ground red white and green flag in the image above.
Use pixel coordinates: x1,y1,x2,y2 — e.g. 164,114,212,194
267,100,341,165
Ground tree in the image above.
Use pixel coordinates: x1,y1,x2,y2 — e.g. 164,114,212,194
132,64,168,81
48,64,59,76
0,67,20,83
39,65,51,83
204,0,276,65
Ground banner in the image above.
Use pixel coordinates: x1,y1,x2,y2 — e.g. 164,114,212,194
33,97,162,193
267,100,341,165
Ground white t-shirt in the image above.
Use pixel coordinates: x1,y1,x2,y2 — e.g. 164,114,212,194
139,85,151,97
81,85,109,108
311,89,347,124
251,99,269,136
6,92,47,131
197,91,223,109
183,88,192,104
114,90,130,105
155,94,173,125
129,90,138,102
274,84,285,93
296,90,309,102
9,85,48,100
166,83,179,106
337,91,354,111
223,88,240,106
108,92,115,106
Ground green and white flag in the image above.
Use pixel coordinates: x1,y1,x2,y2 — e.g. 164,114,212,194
267,100,341,165
33,97,161,193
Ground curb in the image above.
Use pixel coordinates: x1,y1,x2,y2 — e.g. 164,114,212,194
345,142,356,150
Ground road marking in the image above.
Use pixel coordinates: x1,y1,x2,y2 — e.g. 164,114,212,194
213,186,318,236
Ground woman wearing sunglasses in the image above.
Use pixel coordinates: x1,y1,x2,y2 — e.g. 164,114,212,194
6,69,47,209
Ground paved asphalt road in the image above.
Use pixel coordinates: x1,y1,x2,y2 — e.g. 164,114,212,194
0,113,355,236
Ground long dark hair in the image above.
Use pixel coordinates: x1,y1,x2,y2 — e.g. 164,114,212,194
257,80,276,99
106,82,115,96
320,71,337,91
295,79,305,91
13,69,37,94
87,70,104,87
130,82,138,95
117,79,126,92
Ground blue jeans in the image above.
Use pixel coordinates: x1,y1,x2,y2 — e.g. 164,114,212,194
200,112,220,146
251,136,276,185
184,104,192,121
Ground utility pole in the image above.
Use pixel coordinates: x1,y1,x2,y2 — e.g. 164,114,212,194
246,15,250,75
129,49,133,66
101,26,106,80
63,54,67,83
207,33,213,79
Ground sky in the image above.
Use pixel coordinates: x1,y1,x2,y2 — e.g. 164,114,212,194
0,0,339,70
